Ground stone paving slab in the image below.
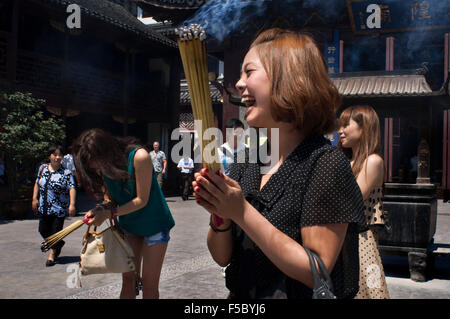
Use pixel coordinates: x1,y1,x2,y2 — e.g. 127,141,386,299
0,194,449,299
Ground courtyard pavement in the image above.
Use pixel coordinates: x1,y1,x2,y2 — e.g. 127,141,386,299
0,192,449,300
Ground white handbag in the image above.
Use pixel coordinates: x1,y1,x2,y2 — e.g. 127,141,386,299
79,218,136,275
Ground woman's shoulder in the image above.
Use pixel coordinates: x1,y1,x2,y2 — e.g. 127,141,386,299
133,148,153,168
312,145,351,171
365,153,384,167
134,148,150,159
361,154,384,183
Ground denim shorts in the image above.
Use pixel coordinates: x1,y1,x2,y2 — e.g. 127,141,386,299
123,228,171,247
144,228,171,246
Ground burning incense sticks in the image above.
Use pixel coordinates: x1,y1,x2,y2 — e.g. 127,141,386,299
176,24,221,173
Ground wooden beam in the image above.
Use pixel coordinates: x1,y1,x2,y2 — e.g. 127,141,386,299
445,33,449,89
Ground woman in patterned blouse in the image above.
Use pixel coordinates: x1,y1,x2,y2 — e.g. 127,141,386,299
192,28,366,299
338,105,390,299
32,145,76,267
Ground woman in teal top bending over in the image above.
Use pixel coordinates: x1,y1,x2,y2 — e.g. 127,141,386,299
72,129,175,299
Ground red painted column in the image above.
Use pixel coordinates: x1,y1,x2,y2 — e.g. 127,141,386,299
445,33,449,90
442,34,450,197
384,118,393,182
383,37,395,182
445,34,448,80
386,37,394,71
443,110,449,191
339,40,344,73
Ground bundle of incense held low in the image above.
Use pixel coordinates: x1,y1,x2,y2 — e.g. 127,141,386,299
176,24,223,226
40,216,90,252
175,24,221,173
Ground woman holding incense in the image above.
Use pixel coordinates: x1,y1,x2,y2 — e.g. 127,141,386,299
193,28,367,299
32,145,76,267
72,129,175,299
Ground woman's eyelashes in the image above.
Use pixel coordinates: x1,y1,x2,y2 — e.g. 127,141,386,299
240,66,255,76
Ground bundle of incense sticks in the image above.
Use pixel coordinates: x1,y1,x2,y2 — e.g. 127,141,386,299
40,217,90,252
175,24,221,173
176,24,224,226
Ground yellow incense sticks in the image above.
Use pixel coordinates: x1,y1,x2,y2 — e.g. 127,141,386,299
40,219,85,252
176,24,221,173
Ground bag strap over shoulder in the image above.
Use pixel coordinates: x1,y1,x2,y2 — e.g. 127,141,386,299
38,164,47,181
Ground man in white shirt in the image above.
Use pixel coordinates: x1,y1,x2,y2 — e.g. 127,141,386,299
149,141,167,189
177,154,194,200
218,118,248,176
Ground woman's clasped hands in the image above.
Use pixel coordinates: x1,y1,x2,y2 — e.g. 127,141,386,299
193,168,247,222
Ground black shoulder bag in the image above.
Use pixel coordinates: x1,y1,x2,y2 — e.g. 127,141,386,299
304,247,337,299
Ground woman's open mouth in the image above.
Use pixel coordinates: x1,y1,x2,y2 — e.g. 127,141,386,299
241,96,255,107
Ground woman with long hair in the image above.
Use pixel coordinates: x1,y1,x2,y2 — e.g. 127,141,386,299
338,105,390,299
192,28,367,299
71,129,175,299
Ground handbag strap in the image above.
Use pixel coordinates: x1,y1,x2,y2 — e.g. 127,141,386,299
84,203,117,236
81,212,142,295
304,247,334,293
83,205,132,258
38,164,47,181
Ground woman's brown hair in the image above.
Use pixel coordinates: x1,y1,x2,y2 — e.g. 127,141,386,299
337,105,383,178
71,129,141,197
250,28,341,137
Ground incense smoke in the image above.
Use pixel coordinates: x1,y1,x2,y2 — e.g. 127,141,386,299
183,0,268,43
183,0,348,43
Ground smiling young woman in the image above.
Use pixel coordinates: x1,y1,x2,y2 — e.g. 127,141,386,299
193,28,367,299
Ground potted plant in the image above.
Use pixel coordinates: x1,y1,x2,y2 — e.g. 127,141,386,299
0,90,65,219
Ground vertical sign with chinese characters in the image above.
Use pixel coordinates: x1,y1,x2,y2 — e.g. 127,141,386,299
324,29,340,75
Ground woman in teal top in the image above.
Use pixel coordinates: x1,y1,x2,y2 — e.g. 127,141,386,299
72,129,175,299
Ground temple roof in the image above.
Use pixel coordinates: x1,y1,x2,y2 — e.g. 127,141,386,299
331,72,432,98
133,0,205,24
134,0,206,9
221,69,449,107
330,70,449,98
180,79,222,105
31,0,177,48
